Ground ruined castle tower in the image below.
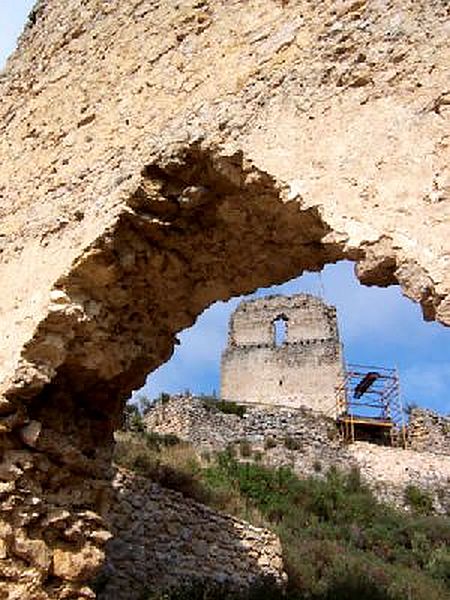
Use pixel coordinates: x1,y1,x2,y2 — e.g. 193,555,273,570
221,294,344,413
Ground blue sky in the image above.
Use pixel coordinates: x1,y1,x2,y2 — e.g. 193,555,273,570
140,262,450,414
2,4,449,414
0,0,35,69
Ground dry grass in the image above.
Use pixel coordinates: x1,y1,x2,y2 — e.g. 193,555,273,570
114,431,208,502
114,431,266,526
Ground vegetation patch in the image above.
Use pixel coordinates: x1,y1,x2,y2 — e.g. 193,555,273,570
202,397,247,418
264,436,277,450
283,435,302,451
404,484,434,515
114,431,209,502
202,454,450,600
239,439,252,457
114,432,450,600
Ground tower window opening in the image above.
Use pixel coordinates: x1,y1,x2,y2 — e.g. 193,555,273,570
273,315,288,346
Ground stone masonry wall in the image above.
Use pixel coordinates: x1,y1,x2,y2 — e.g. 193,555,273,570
145,397,450,514
144,395,342,460
97,468,285,600
408,408,450,455
348,443,450,513
221,295,344,414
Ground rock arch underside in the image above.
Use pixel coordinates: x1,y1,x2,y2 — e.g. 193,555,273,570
0,0,449,597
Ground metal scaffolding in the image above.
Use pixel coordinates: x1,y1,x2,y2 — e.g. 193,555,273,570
335,364,407,447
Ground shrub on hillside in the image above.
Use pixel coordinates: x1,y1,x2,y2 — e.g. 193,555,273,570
239,439,252,457
405,484,434,515
426,545,450,585
114,431,208,503
123,403,145,432
159,392,171,405
202,398,246,418
283,435,302,451
203,453,450,600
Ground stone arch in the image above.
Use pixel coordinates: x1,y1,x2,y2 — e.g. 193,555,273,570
1,141,449,600
1,0,449,597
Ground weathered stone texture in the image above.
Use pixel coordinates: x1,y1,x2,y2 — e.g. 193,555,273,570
348,442,450,513
144,395,341,458
221,294,343,413
0,0,449,596
97,468,285,600
408,408,450,455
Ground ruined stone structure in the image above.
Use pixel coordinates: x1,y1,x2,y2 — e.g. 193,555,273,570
1,0,449,597
408,408,450,455
97,468,285,600
145,397,450,514
221,294,343,413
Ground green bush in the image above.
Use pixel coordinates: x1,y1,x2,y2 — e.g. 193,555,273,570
202,398,246,418
426,545,450,585
203,453,450,600
144,431,181,449
405,485,434,515
123,403,145,432
313,460,322,473
159,392,171,405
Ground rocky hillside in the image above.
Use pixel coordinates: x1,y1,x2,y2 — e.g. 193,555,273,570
107,424,450,599
144,396,450,513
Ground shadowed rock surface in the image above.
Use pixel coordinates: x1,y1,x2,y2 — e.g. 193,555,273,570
97,468,285,600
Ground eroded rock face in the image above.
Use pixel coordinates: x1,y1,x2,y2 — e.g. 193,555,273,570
0,0,449,597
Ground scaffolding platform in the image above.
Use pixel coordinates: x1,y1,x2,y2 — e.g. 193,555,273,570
335,364,406,447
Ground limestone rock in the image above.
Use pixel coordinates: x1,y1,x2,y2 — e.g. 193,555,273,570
0,0,449,597
19,420,42,448
53,544,104,582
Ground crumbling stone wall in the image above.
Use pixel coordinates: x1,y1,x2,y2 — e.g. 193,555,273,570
97,469,285,600
408,408,450,455
144,395,342,461
348,442,450,513
0,0,449,596
221,294,343,413
145,397,450,514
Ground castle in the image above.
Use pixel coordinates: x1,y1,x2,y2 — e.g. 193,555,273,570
144,293,450,514
2,0,449,597
221,294,344,414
